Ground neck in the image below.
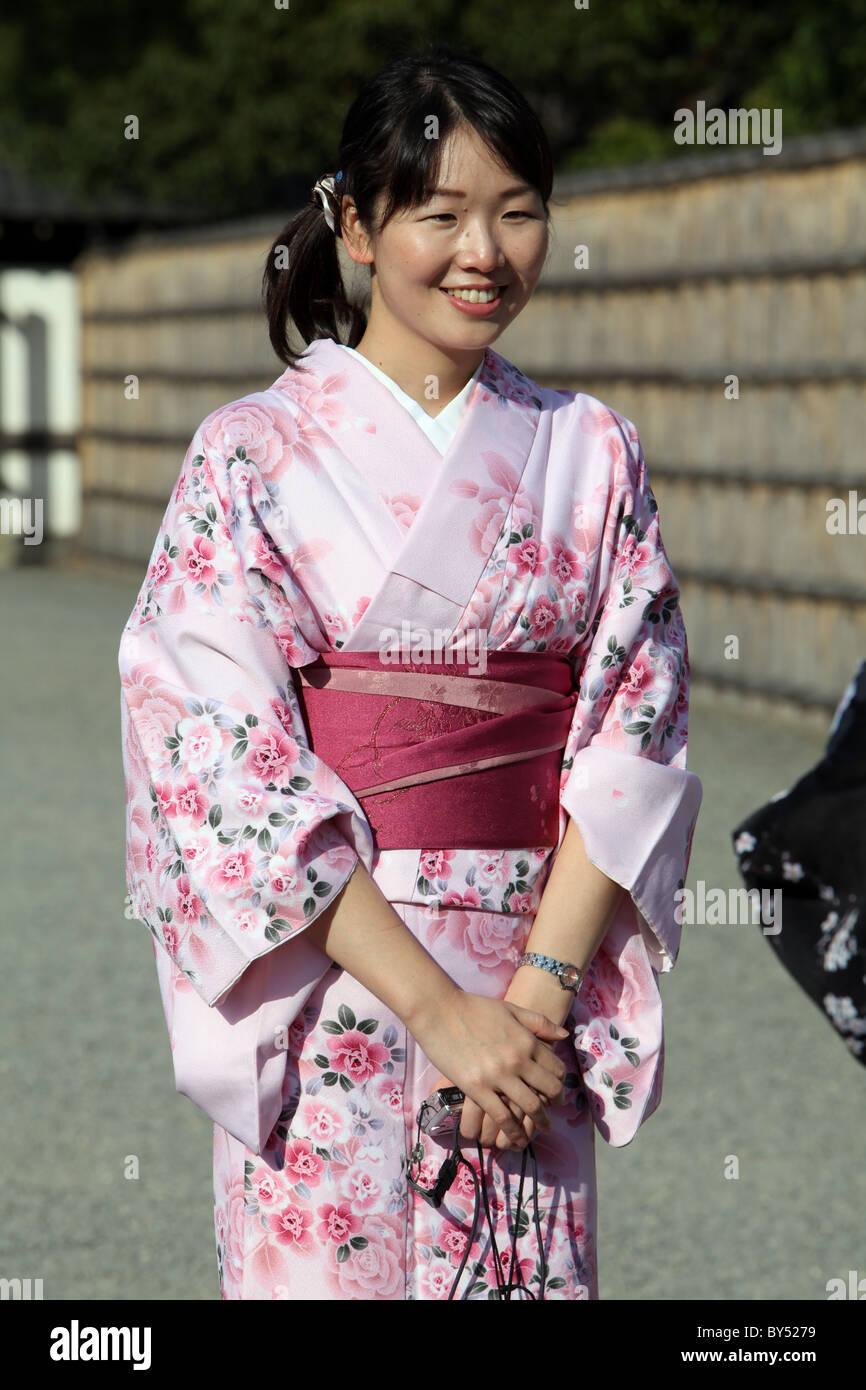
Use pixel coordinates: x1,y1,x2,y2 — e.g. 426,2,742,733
351,318,486,417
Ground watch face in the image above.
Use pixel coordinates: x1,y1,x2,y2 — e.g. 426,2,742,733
560,965,580,990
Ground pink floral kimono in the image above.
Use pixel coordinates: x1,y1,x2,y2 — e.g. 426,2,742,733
118,336,703,1299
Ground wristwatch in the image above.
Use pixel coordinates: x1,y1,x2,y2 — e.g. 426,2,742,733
516,951,583,995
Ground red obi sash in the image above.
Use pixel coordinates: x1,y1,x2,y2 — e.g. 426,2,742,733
295,651,577,850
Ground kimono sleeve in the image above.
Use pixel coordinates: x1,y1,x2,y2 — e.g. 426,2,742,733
119,415,375,1155
555,414,703,1147
560,414,703,973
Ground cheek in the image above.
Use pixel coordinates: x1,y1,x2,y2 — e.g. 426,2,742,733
520,230,549,280
387,229,447,283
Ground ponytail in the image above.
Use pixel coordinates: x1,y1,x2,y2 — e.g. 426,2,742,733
261,181,365,367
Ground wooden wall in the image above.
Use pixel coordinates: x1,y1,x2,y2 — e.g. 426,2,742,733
76,129,866,716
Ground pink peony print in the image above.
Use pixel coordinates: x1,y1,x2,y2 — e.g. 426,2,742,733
577,1022,618,1069
380,493,422,530
374,1077,404,1115
352,595,371,627
178,834,209,872
316,1202,362,1245
619,653,655,710
272,624,313,666
284,1137,325,1188
291,371,349,434
177,712,223,771
419,850,456,879
161,922,180,957
175,874,204,924
211,843,255,897
550,539,582,586
201,401,305,477
619,533,655,580
214,1202,228,1250
249,529,286,585
509,892,534,914
484,1247,535,1289
326,1030,391,1083
469,498,510,556
123,674,187,775
452,1161,481,1202
148,549,173,589
340,1170,381,1212
267,853,300,896
331,1218,403,1299
171,779,209,823
512,536,548,577
295,1097,348,1147
184,535,218,587
266,1202,316,1251
441,1227,476,1260
235,787,265,816
576,974,609,1017
461,910,524,969
414,1156,440,1190
231,907,259,935
420,1262,453,1299
528,595,560,640
244,724,299,784
477,853,507,881
251,1170,279,1205
588,935,653,1017
440,887,482,909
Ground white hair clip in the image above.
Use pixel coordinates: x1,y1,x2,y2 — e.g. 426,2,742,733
312,175,338,233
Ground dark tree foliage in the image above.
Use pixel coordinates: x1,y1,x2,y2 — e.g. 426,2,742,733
0,0,863,217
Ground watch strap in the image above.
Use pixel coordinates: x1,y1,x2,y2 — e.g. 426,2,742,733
516,951,583,994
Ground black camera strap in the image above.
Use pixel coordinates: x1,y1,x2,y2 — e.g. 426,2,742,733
407,1116,549,1300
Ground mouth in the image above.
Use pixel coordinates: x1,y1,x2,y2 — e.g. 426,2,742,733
439,284,505,304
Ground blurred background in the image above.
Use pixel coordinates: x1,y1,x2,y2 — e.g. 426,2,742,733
1,0,865,1302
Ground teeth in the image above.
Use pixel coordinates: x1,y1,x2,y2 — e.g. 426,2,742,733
445,287,499,303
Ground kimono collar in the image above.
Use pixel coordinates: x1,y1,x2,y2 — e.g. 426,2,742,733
280,337,547,651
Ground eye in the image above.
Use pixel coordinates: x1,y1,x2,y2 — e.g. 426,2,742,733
425,213,456,223
503,210,534,219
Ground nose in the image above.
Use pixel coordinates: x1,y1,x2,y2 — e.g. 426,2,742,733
454,217,506,272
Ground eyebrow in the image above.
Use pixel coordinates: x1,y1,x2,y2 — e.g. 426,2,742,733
430,184,535,198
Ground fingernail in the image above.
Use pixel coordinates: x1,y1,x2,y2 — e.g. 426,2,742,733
556,1026,569,1037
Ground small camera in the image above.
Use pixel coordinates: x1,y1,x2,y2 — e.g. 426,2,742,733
418,1085,465,1138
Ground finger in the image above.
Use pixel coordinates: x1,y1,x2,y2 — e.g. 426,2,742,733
508,1004,570,1039
501,1078,552,1130
458,1096,485,1142
525,1055,567,1103
484,1094,527,1147
468,1090,525,1148
478,1112,502,1147
496,1114,537,1148
461,1093,525,1148
480,1109,528,1149
528,1047,568,1093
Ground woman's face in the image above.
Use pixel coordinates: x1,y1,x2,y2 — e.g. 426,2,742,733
342,124,549,358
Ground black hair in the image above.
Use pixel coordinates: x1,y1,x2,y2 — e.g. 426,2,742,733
261,43,553,367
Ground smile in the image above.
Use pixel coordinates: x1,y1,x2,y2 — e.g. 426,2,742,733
440,286,502,304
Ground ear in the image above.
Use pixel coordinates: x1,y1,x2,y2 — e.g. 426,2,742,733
341,199,374,265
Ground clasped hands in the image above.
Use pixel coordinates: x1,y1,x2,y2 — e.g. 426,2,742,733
425,973,573,1151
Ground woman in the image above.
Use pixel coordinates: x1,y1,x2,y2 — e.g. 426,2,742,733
119,45,703,1300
